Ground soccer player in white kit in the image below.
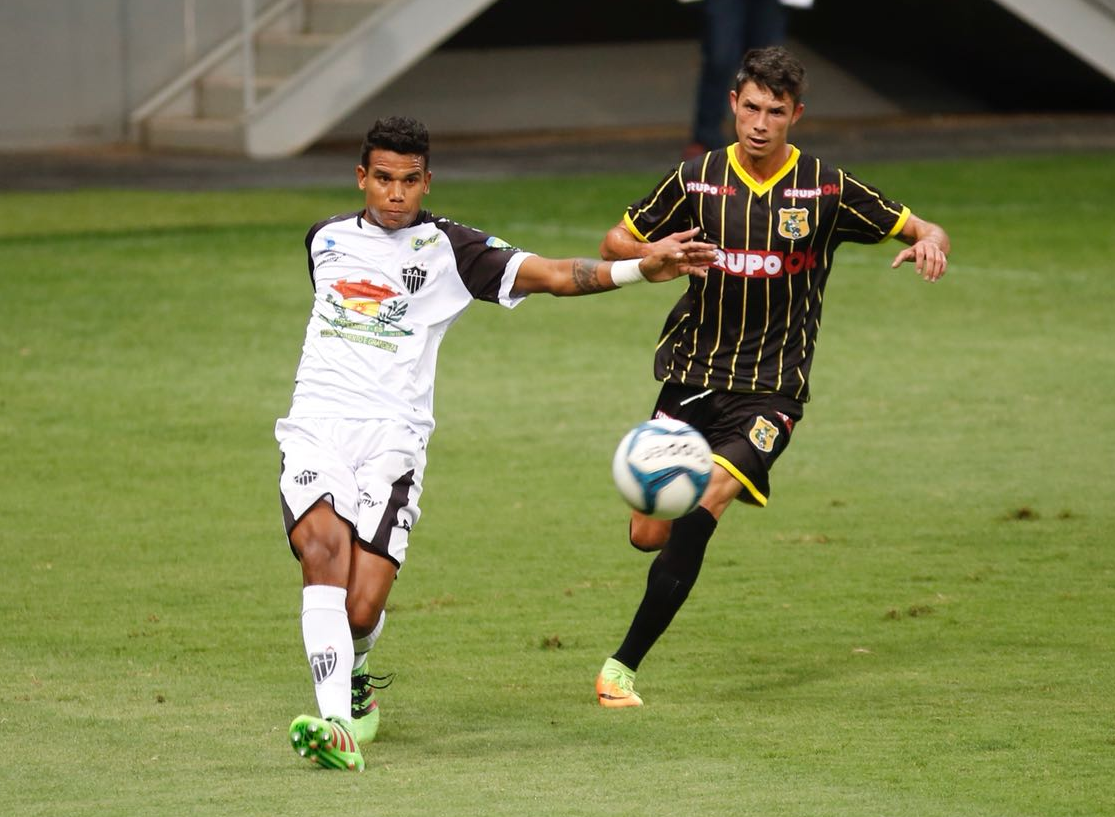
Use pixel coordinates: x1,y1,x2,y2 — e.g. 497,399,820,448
276,116,716,770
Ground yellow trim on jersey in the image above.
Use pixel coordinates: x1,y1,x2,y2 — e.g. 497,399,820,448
655,311,690,352
712,454,768,507
727,145,800,196
887,205,912,238
629,169,690,241
623,212,650,242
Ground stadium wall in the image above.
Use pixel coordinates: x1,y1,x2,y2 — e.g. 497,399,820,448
1,0,1112,152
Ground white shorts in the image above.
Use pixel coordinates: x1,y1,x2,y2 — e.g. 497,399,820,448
276,416,427,568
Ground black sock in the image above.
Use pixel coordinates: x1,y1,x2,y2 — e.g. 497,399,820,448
613,506,718,670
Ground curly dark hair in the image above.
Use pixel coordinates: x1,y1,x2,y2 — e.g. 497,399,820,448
360,116,430,168
734,46,807,104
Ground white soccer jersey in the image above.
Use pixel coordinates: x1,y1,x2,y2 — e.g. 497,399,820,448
282,209,532,434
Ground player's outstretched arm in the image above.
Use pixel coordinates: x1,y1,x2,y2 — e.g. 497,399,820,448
892,213,950,282
601,223,714,278
512,243,713,298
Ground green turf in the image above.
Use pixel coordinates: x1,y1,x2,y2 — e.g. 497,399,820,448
1,153,1113,816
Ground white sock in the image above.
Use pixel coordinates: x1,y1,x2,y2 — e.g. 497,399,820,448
352,610,386,672
301,585,353,721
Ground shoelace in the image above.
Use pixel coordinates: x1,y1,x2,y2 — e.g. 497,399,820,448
353,671,395,693
352,672,394,718
607,671,635,692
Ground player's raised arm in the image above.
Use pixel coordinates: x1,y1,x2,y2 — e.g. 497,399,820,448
891,213,951,282
512,243,714,297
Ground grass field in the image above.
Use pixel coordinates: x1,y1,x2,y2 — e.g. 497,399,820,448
2,152,1114,816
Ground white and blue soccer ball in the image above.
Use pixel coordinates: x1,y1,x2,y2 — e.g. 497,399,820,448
611,418,713,519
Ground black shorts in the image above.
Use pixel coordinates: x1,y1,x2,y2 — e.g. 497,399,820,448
651,383,803,507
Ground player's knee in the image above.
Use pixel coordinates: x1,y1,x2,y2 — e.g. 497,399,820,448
629,515,671,552
293,516,351,584
297,539,348,588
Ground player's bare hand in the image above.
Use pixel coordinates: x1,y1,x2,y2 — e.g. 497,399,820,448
638,251,701,282
640,243,715,281
646,227,717,277
892,240,948,282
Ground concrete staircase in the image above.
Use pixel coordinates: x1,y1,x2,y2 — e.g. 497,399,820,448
132,0,497,158
991,0,1115,84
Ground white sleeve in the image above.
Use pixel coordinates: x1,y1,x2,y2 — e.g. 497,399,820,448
498,251,535,309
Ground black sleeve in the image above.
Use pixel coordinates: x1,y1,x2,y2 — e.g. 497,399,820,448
624,165,694,242
433,216,525,303
834,171,908,245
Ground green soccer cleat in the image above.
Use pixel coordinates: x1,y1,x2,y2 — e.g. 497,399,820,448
595,657,644,708
288,714,365,771
351,661,394,745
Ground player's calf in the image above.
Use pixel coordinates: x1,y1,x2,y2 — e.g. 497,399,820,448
629,513,672,552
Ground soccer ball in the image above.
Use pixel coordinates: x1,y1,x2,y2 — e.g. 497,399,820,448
611,418,713,519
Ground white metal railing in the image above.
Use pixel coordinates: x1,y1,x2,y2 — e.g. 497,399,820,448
127,0,300,131
241,0,256,111
184,0,197,62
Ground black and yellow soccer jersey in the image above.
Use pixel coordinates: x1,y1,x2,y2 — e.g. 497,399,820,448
624,145,910,403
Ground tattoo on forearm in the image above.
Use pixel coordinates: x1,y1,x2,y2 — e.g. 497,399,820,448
571,258,610,293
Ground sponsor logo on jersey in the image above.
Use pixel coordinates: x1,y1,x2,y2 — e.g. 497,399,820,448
321,279,415,352
749,416,779,453
686,181,738,196
784,187,822,199
777,207,811,239
713,247,817,278
411,234,439,251
331,280,400,317
783,183,839,199
401,264,428,294
486,236,516,250
309,648,337,684
325,237,336,249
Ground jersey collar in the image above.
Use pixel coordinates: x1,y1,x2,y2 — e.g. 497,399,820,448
727,145,800,196
357,209,428,231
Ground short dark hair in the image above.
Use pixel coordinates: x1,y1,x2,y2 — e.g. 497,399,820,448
360,116,430,168
734,46,807,105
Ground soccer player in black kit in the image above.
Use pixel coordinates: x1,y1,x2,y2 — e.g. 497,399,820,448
594,46,950,707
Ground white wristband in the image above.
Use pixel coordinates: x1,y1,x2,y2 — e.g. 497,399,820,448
610,258,647,287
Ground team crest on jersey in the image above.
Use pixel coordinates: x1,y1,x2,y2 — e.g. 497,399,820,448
748,416,779,453
777,207,811,240
401,264,428,294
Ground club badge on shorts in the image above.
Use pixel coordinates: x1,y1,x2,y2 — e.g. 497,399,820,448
749,416,779,453
777,207,811,240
